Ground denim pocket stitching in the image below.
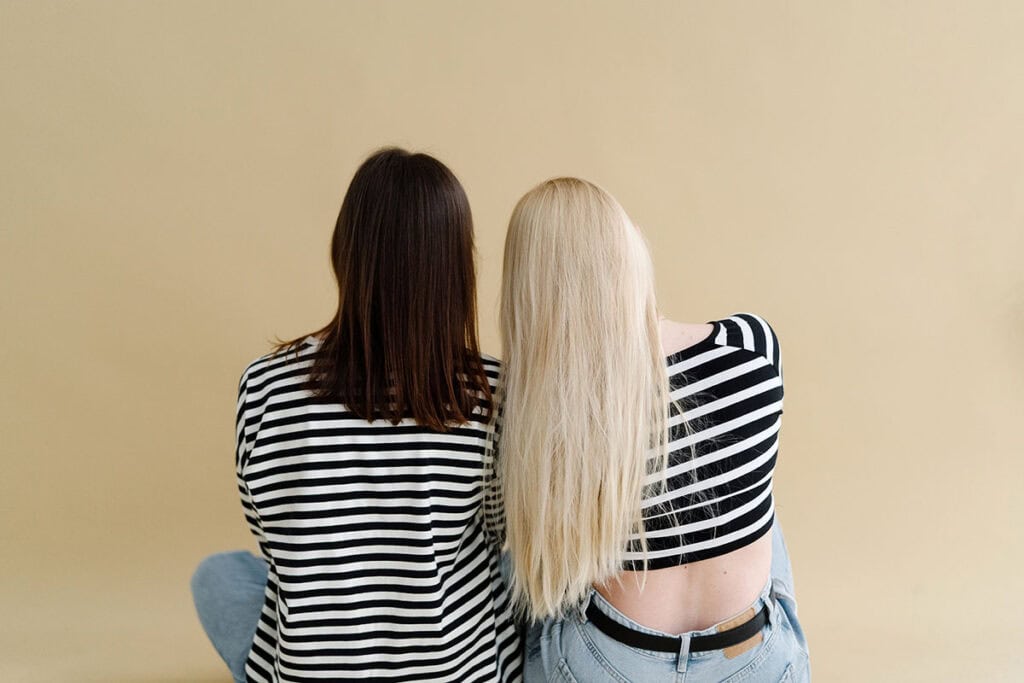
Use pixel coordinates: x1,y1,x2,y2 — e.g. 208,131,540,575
568,619,636,683
554,658,580,683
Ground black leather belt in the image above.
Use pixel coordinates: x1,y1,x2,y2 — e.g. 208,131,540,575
584,601,769,654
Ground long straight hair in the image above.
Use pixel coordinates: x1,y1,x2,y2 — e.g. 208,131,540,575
497,178,669,620
280,147,491,430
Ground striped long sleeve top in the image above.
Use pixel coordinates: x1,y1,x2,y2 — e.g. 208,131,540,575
235,338,522,682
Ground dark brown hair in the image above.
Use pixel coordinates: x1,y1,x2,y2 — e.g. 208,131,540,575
281,147,492,430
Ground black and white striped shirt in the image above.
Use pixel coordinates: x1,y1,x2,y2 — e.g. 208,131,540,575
625,313,784,570
235,338,522,682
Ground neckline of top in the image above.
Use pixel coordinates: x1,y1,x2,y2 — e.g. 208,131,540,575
664,320,720,365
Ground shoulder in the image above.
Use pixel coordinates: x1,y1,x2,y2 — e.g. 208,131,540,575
237,338,319,396
660,320,715,355
710,313,783,375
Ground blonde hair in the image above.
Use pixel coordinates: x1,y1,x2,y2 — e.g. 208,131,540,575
495,178,670,620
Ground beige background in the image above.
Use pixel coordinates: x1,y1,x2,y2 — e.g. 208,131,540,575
2,1,1022,681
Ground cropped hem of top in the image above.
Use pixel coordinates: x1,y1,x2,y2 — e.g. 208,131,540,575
623,312,784,571
234,339,522,683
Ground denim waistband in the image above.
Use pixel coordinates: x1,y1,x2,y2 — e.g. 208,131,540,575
578,578,775,673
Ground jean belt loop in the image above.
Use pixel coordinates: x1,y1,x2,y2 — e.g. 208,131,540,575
579,591,594,624
676,633,692,674
765,579,778,622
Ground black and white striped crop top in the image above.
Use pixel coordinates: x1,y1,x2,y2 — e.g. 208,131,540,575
624,313,784,570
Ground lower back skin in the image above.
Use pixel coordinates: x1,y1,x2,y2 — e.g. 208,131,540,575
595,533,771,634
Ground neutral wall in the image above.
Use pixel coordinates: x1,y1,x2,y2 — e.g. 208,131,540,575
2,2,1022,681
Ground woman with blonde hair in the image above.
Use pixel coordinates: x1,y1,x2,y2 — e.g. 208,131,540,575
492,178,809,681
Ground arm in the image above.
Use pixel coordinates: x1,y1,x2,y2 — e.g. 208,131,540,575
235,368,271,561
481,393,507,549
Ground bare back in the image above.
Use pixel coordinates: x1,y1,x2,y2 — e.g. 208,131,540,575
594,319,772,634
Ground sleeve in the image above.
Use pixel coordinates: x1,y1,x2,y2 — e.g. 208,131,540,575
481,397,507,549
720,313,783,380
236,367,271,561
716,313,784,416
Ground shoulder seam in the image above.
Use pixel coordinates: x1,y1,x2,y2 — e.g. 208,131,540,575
710,313,782,377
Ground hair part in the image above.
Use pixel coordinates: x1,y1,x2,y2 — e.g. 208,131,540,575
495,177,670,620
278,147,491,431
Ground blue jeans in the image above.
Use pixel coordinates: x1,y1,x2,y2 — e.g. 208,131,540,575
524,522,810,682
190,551,268,683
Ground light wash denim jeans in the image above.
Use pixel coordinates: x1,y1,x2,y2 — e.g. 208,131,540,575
190,551,268,683
523,521,810,682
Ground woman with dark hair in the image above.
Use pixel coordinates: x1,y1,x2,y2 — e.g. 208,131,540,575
191,148,522,683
